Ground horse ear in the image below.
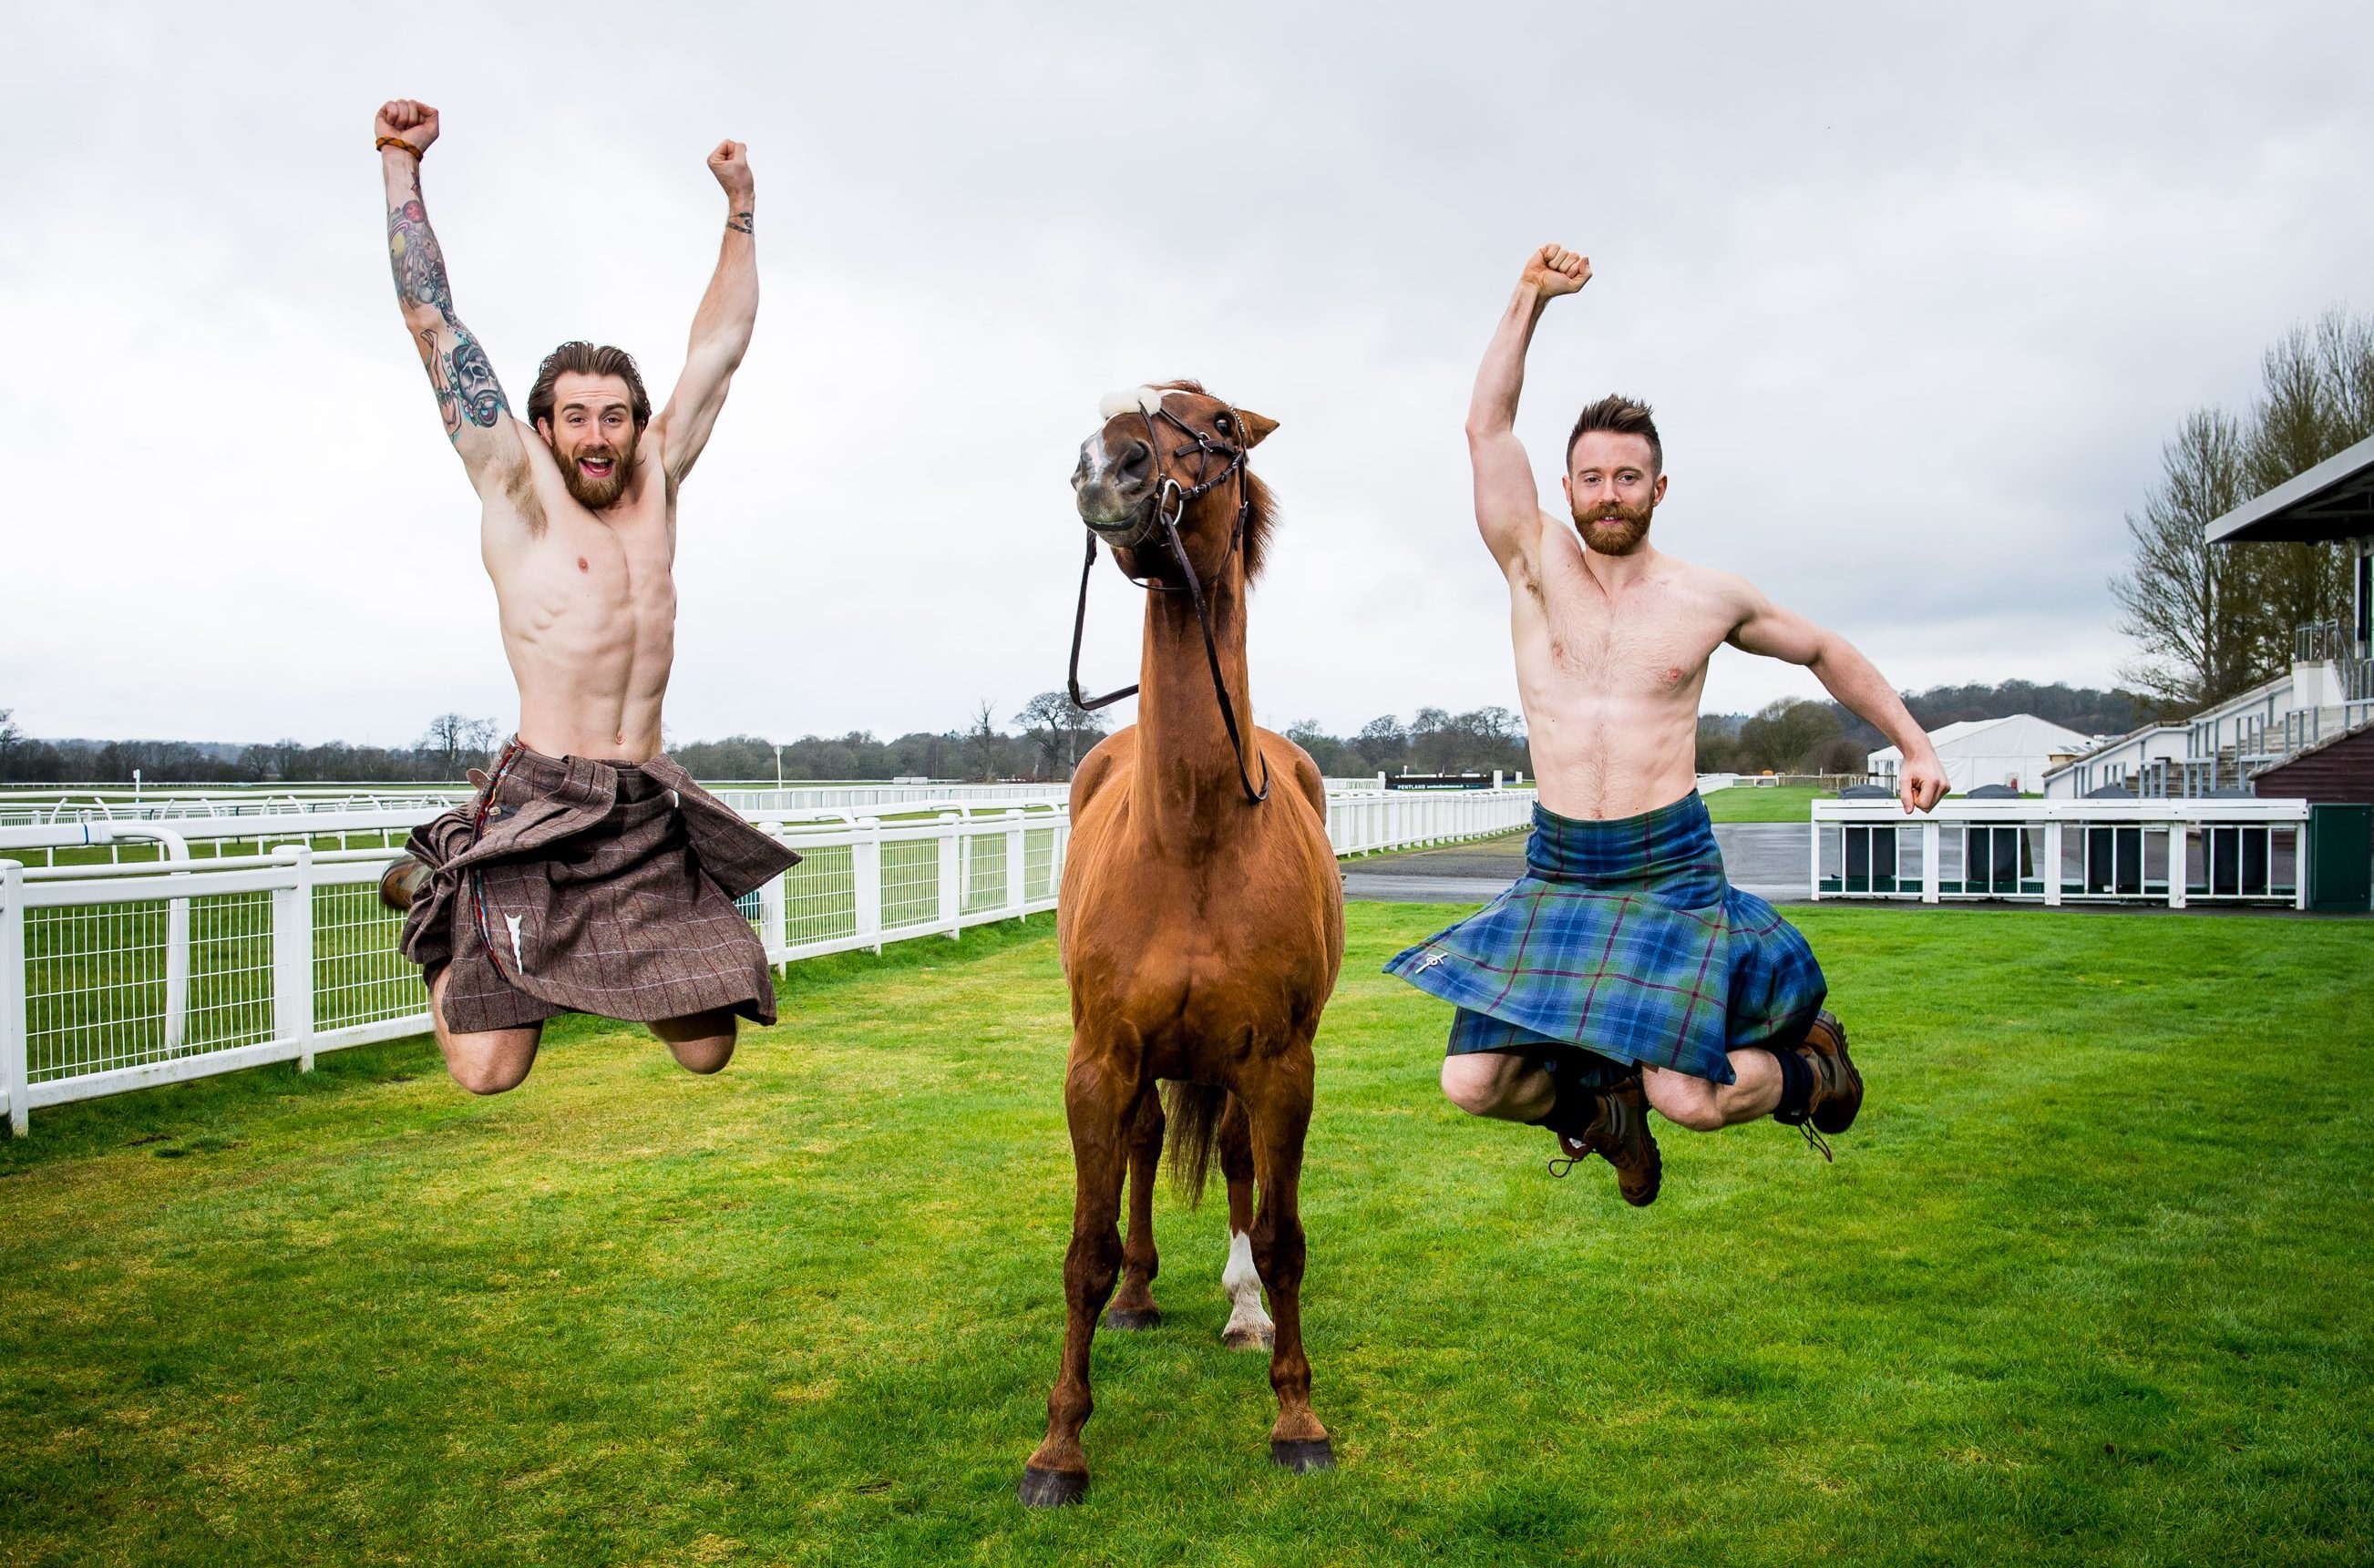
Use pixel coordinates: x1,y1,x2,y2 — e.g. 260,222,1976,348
1237,408,1279,448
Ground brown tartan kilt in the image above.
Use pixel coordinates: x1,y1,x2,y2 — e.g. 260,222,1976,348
398,744,801,1035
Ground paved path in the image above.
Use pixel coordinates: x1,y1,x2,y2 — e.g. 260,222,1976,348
1342,823,1808,905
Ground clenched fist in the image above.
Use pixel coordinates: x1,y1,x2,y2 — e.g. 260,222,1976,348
1522,243,1590,299
707,139,754,200
375,98,440,155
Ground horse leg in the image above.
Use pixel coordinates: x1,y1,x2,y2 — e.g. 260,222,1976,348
1021,1049,1137,1507
1245,1061,1333,1471
1105,1091,1166,1329
1218,1095,1274,1351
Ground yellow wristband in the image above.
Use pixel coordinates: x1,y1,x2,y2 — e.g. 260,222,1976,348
375,136,423,159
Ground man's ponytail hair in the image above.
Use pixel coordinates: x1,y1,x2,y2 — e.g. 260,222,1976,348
1566,394,1662,474
527,342,653,432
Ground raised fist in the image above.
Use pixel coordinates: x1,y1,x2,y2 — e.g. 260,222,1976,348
375,98,440,155
1522,243,1590,299
706,139,754,200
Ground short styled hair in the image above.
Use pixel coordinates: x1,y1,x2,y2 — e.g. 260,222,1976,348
1566,394,1661,474
527,341,652,431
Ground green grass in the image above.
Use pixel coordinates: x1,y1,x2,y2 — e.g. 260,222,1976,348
2,906,2370,1565
1705,785,1824,823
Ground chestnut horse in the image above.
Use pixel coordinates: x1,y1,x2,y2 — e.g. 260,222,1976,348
1019,383,1345,1506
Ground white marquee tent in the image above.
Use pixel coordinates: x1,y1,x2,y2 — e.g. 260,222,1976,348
1866,713,2096,795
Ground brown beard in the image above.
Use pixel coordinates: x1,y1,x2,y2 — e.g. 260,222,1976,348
1571,493,1653,556
555,429,637,509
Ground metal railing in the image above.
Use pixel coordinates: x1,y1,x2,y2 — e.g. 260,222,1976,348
1810,797,2313,908
0,788,1531,1132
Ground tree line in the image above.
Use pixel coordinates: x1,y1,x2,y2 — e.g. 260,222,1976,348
2112,308,2370,712
0,677,2136,788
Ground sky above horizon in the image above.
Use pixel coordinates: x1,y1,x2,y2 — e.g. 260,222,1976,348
4,3,2369,748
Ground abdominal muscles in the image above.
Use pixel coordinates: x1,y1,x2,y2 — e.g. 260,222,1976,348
1520,688,1704,822
498,561,676,763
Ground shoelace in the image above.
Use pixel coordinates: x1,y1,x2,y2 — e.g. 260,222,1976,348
1798,1122,1834,1163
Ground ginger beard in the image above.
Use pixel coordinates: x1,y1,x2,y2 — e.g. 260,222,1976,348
1572,490,1655,557
549,425,638,509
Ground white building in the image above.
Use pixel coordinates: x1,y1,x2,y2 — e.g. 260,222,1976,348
1867,713,2094,795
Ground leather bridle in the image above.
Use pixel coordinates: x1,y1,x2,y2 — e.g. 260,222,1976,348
1067,396,1271,804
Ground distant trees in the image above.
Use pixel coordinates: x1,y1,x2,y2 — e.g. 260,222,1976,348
2113,308,2372,710
1014,691,1108,779
417,714,499,778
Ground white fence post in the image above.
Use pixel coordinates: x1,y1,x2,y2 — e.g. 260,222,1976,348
1920,822,1940,905
2167,824,2186,910
1004,810,1027,920
1806,818,1822,902
759,824,789,965
2043,821,2064,907
854,817,883,954
272,845,316,1072
938,813,961,938
2,860,26,1136
163,871,190,1056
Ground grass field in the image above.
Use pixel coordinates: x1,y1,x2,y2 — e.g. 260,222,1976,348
2,905,2369,1566
1704,785,1824,823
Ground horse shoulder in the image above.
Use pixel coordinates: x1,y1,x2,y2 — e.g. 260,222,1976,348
1257,728,1330,820
1069,728,1135,816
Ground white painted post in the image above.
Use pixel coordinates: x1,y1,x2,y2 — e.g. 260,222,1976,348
938,812,961,938
759,825,789,965
1807,818,1822,902
2167,822,2186,910
2043,821,2063,907
1004,809,1027,920
2,860,26,1136
271,845,316,1071
163,873,190,1056
1493,769,1503,791
854,818,883,953
1921,821,1940,904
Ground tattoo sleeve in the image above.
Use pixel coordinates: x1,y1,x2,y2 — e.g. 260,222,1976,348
726,210,755,235
387,195,509,440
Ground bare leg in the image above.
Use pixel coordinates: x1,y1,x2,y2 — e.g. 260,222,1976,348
1021,1046,1136,1507
1641,1049,1782,1132
1218,1096,1273,1352
650,1008,739,1075
1106,1092,1165,1328
1243,1058,1332,1471
429,966,541,1095
1439,1050,1554,1122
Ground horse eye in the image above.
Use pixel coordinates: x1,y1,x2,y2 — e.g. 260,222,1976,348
1214,414,1234,431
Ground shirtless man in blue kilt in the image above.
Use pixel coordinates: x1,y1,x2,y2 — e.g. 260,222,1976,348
1387,244,1948,1204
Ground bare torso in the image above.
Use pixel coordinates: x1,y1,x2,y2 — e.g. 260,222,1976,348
483,434,679,764
1510,524,1747,821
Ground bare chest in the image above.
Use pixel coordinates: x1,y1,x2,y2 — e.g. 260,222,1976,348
1522,556,1725,699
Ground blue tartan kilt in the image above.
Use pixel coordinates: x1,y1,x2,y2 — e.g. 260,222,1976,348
1384,793,1826,1086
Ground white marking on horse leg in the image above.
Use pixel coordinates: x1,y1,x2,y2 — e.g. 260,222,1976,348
1220,1228,1274,1351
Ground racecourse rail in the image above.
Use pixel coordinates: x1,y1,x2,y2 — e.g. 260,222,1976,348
0,787,1534,1133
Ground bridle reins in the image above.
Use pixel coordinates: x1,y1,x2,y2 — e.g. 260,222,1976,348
1067,397,1271,804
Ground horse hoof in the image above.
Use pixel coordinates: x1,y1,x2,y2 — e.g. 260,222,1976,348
1222,1323,1275,1352
1018,1465,1088,1508
1103,1307,1161,1331
1270,1437,1336,1473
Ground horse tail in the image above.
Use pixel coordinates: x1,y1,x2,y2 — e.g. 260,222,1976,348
1160,1080,1229,1207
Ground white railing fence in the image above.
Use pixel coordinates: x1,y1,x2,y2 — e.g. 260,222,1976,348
0,789,1532,1133
1810,797,2314,908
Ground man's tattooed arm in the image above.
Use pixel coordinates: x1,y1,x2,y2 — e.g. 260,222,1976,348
386,194,509,442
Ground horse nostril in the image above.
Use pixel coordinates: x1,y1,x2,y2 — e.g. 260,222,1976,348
1116,440,1153,485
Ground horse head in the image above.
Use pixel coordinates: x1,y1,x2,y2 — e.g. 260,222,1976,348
1073,380,1279,586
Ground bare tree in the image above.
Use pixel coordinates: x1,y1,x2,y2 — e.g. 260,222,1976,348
2111,409,2256,709
419,712,499,779
0,708,17,780
1014,691,1107,780
969,699,1002,782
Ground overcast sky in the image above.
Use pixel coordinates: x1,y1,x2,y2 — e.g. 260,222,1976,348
4,3,2367,748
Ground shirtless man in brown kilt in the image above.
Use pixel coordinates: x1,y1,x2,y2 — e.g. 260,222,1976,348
370,98,796,1095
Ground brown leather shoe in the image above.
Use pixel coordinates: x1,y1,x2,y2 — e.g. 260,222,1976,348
376,854,431,914
1794,1009,1863,1136
1557,1076,1662,1207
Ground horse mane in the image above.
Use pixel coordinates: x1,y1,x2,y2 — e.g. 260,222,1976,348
1157,378,1279,584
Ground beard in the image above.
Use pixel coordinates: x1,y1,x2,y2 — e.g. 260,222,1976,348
1571,492,1654,556
555,429,638,509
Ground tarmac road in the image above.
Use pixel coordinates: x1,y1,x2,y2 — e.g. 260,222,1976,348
1341,823,1808,906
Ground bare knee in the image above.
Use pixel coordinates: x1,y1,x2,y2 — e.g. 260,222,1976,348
437,1031,538,1095
1440,1055,1514,1117
653,1011,738,1075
